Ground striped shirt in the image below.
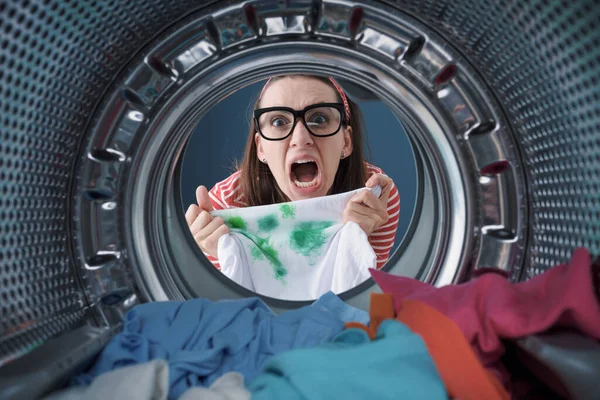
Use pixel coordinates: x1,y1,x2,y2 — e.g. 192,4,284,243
206,162,400,270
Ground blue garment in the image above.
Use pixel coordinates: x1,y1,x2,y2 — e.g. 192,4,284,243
310,291,370,326
73,292,368,399
249,320,447,400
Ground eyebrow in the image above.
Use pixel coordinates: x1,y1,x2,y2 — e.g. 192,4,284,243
259,100,338,109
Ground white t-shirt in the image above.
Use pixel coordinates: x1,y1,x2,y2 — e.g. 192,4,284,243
211,187,380,300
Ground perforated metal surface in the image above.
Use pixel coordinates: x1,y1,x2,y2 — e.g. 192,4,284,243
0,0,599,367
0,0,199,365
390,0,600,277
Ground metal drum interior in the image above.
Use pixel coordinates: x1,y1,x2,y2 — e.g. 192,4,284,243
0,0,598,398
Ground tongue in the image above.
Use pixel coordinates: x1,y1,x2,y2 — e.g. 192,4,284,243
293,163,317,182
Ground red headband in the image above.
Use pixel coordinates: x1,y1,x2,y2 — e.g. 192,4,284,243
258,77,351,121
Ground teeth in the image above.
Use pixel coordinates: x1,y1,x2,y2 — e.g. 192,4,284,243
293,159,315,164
291,172,318,188
290,159,318,188
294,178,318,188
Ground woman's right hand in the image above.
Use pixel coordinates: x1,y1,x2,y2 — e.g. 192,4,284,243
185,185,229,259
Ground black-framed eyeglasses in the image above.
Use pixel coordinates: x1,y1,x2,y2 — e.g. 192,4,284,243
254,103,347,141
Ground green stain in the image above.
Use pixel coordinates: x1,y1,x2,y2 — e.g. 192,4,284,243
258,214,279,232
280,204,296,219
274,265,287,280
241,231,287,281
227,216,247,230
255,237,287,280
290,221,334,257
250,246,264,260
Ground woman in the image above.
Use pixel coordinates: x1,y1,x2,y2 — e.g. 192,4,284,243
186,75,400,270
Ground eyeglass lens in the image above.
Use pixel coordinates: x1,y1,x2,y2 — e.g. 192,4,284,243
258,106,342,139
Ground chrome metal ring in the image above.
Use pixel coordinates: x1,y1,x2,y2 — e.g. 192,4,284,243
72,0,526,318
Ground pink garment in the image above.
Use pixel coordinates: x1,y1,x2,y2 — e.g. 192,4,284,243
370,248,600,388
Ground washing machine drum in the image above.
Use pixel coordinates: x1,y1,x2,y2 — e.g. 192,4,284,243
0,0,599,399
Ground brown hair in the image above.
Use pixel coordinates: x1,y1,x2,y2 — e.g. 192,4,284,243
239,75,368,206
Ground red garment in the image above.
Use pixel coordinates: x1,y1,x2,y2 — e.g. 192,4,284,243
370,247,600,388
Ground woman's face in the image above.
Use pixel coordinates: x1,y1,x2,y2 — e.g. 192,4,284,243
255,77,353,201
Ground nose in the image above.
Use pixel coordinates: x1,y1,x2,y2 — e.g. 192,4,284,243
289,119,314,147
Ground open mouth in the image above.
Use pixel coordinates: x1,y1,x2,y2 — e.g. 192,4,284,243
290,160,319,188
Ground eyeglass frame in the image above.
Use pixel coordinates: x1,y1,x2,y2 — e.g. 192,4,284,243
253,103,348,141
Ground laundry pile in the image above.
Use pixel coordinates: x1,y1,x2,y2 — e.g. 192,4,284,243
45,248,600,400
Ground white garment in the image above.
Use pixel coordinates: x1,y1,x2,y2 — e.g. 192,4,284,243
178,372,250,400
212,187,379,301
44,359,168,400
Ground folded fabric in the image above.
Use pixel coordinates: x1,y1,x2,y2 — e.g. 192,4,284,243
249,319,446,400
45,360,168,400
212,186,381,300
178,372,250,400
370,247,600,388
345,293,509,400
397,300,509,400
344,293,395,339
311,290,370,326
73,292,368,399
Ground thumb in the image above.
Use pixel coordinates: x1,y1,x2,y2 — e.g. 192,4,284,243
196,185,214,212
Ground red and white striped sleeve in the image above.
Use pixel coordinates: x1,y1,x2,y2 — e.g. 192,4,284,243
204,171,247,269
366,164,400,269
208,170,247,210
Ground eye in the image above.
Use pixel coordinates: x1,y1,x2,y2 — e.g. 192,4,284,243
308,113,328,125
271,116,290,127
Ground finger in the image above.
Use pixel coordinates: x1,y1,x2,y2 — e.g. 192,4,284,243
343,207,371,224
346,201,386,228
366,173,392,196
366,173,393,206
348,192,390,226
356,191,385,211
196,185,214,212
343,209,378,235
362,190,390,227
194,216,226,243
185,204,200,226
189,210,213,236
365,173,379,188
379,175,392,200
203,223,230,256
203,216,226,236
345,198,373,217
349,188,371,205
350,190,386,214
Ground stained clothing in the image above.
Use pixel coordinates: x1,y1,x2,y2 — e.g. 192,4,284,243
211,187,380,300
72,293,368,399
207,162,400,270
370,247,600,389
249,319,446,400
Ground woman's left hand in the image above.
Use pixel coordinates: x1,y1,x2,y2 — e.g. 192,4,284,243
343,173,393,236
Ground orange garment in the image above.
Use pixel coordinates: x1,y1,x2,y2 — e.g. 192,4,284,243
345,293,395,339
398,299,509,400
345,293,509,400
